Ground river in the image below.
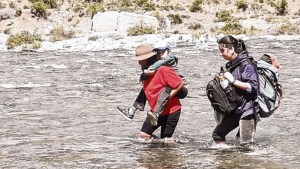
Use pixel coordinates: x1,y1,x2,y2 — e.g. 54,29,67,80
0,38,299,168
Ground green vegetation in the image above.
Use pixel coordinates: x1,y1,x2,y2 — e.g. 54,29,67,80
50,26,76,41
270,0,288,15
9,2,16,8
219,19,245,34
277,21,300,35
216,10,232,22
168,14,183,25
29,0,58,9
135,0,156,11
30,1,48,17
235,0,248,11
0,2,6,8
6,31,42,49
87,3,105,18
189,0,203,12
15,8,22,17
127,22,156,36
188,23,203,30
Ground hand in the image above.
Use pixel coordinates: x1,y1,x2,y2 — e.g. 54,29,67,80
220,79,229,89
224,72,235,83
143,69,155,75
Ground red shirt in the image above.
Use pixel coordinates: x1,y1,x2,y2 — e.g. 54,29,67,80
143,66,182,115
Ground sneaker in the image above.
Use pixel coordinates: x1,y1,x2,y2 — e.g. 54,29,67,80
117,107,134,121
147,111,158,126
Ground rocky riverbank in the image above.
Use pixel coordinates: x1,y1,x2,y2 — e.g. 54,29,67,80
0,0,299,52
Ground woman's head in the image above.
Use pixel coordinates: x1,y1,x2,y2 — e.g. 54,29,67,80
218,35,246,60
130,43,159,70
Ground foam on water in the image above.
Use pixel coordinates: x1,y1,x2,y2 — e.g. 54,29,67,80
0,82,52,88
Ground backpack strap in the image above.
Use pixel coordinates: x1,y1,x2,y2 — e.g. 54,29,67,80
227,58,253,72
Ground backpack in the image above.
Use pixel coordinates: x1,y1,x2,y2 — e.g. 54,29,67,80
206,65,245,114
255,59,282,118
206,56,283,117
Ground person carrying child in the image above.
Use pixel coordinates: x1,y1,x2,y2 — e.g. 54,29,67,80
117,41,187,126
212,35,259,146
129,43,185,139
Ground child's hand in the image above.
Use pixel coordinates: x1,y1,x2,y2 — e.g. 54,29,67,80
143,69,155,75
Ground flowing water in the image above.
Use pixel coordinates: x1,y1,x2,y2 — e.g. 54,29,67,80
0,38,299,169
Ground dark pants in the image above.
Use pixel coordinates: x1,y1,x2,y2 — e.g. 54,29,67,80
212,114,256,142
133,87,188,114
141,110,181,138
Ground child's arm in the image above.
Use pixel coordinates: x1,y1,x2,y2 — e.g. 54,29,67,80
148,56,177,71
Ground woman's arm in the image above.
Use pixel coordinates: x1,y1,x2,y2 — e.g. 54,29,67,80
169,81,184,99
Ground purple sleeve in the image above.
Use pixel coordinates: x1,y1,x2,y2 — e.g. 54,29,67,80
241,64,259,94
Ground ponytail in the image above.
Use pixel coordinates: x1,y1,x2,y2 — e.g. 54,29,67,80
236,39,247,54
218,35,247,54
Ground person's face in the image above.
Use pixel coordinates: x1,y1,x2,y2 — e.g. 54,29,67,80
218,43,236,61
139,59,148,70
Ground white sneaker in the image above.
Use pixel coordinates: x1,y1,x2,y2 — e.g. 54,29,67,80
117,107,135,121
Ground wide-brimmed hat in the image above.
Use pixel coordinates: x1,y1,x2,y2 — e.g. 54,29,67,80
130,43,156,61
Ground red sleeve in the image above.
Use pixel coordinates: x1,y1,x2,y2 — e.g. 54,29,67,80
158,66,183,89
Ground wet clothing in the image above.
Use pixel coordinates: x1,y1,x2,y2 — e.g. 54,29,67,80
213,51,259,143
134,55,186,113
143,66,182,116
141,110,181,138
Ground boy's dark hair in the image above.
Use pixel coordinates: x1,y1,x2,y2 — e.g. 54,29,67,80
218,35,246,54
260,54,272,64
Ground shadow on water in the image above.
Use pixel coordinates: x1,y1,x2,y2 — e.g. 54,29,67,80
137,143,185,169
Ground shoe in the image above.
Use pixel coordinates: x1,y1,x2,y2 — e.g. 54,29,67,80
117,107,134,121
147,111,158,126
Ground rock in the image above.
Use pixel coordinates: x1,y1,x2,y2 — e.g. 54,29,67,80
117,12,159,32
0,8,15,20
92,11,119,32
92,11,159,33
5,20,13,26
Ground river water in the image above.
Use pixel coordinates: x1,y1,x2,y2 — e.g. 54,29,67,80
0,38,299,168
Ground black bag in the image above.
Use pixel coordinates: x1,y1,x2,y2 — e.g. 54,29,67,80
206,67,245,114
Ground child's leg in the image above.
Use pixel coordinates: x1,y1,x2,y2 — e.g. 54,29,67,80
155,86,188,115
146,87,171,126
133,89,146,111
117,89,146,121
155,87,172,115
147,87,187,126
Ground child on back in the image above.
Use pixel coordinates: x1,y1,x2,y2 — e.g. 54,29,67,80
117,41,188,126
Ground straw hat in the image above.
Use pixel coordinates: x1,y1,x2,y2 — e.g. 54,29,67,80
130,43,156,61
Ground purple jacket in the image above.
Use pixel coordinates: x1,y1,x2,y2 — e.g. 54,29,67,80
226,51,259,117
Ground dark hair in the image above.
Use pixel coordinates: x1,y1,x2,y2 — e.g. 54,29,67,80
218,35,246,54
260,54,272,64
144,54,159,69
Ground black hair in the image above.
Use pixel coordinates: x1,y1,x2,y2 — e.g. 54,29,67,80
144,54,159,69
260,54,272,64
218,35,246,54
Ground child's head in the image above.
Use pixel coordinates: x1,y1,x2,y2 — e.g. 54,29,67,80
260,54,280,70
153,41,171,57
218,35,246,60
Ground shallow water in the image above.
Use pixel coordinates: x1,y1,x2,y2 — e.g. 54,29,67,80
0,38,299,168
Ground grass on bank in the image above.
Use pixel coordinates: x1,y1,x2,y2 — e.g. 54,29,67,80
6,31,42,49
127,22,156,36
50,26,76,41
